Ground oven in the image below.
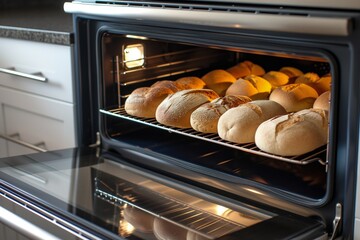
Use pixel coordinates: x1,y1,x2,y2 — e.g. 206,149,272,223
1,0,360,239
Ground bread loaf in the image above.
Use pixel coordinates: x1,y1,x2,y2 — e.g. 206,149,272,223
175,76,206,90
156,89,219,128
190,95,252,133
226,61,265,79
153,218,187,240
123,206,155,233
279,67,303,82
151,80,181,92
255,109,328,156
313,91,330,111
225,75,272,100
295,72,331,95
262,71,289,89
269,83,318,112
218,100,286,144
201,69,237,96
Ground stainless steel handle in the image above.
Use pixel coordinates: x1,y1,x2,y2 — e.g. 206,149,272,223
0,206,61,240
64,2,350,36
0,133,47,153
0,67,47,82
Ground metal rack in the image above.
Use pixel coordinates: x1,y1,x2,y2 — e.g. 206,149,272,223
100,107,328,166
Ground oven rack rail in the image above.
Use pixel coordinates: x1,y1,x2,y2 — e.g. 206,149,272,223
94,177,259,239
100,107,328,166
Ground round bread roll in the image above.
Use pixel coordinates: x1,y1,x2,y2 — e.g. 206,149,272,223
175,77,206,90
295,72,331,95
190,95,252,133
218,100,286,144
123,206,155,233
255,109,328,156
152,80,181,92
313,91,330,111
201,69,236,96
226,61,265,79
262,71,289,89
269,83,319,112
156,89,219,128
125,86,176,118
153,218,187,240
187,231,210,240
279,67,304,82
225,75,272,100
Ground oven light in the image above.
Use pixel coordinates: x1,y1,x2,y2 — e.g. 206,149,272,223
124,44,145,69
215,205,230,216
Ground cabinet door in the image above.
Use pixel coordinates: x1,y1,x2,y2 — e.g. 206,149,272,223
0,87,75,157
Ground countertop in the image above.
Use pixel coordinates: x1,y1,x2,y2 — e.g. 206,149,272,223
0,7,73,45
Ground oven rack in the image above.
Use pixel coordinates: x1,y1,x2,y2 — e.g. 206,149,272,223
94,177,262,239
101,107,328,166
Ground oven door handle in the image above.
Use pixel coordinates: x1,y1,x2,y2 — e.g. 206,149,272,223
0,206,61,240
64,2,351,36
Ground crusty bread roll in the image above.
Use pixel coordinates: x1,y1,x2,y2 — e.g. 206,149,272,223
153,218,187,240
156,89,219,128
279,67,304,82
201,69,237,96
151,80,181,92
125,86,176,118
175,77,206,90
123,206,155,233
225,75,272,100
295,72,331,95
218,100,286,144
226,61,265,79
269,83,319,112
313,91,330,111
262,71,289,89
255,109,328,156
190,95,252,133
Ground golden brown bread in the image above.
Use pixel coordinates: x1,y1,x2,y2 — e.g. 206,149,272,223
190,95,252,133
225,75,272,100
226,61,265,79
255,109,328,156
151,80,181,92
295,72,331,95
156,89,219,128
269,83,319,112
175,76,206,90
201,69,236,96
153,218,187,240
313,91,330,111
279,67,304,82
123,206,155,233
262,71,290,89
218,100,286,144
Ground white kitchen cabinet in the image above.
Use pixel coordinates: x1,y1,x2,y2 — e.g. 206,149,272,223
0,37,76,158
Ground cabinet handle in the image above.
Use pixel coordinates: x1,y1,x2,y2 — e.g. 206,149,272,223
0,67,47,82
0,133,47,153
0,206,61,240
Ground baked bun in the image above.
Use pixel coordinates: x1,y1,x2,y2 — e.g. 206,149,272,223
225,75,272,100
313,91,330,111
279,67,304,82
201,69,237,96
175,77,206,90
226,61,265,79
262,71,290,89
187,231,209,240
125,86,176,118
255,109,328,156
151,80,181,92
190,95,252,133
269,83,319,112
295,72,331,95
123,206,155,233
218,100,286,144
156,89,219,128
153,218,187,240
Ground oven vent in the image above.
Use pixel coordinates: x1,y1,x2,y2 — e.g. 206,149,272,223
93,0,311,17
100,108,327,166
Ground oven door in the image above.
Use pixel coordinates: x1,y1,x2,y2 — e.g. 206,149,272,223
0,147,326,240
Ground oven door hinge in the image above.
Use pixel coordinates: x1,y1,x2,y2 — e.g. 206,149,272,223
89,132,101,148
330,203,342,240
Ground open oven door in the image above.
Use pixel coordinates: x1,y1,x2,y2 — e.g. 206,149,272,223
0,147,327,240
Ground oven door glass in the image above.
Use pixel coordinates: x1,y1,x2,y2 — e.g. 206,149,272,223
0,147,325,239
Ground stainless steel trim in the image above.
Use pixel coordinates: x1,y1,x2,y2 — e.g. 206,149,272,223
0,206,61,240
0,67,47,82
0,133,47,153
64,2,350,36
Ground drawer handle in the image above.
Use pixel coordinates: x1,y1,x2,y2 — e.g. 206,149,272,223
0,133,47,153
0,67,47,82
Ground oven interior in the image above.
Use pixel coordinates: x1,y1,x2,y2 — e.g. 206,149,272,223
99,33,331,203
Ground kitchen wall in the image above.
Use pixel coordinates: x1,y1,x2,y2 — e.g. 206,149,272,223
0,0,66,9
